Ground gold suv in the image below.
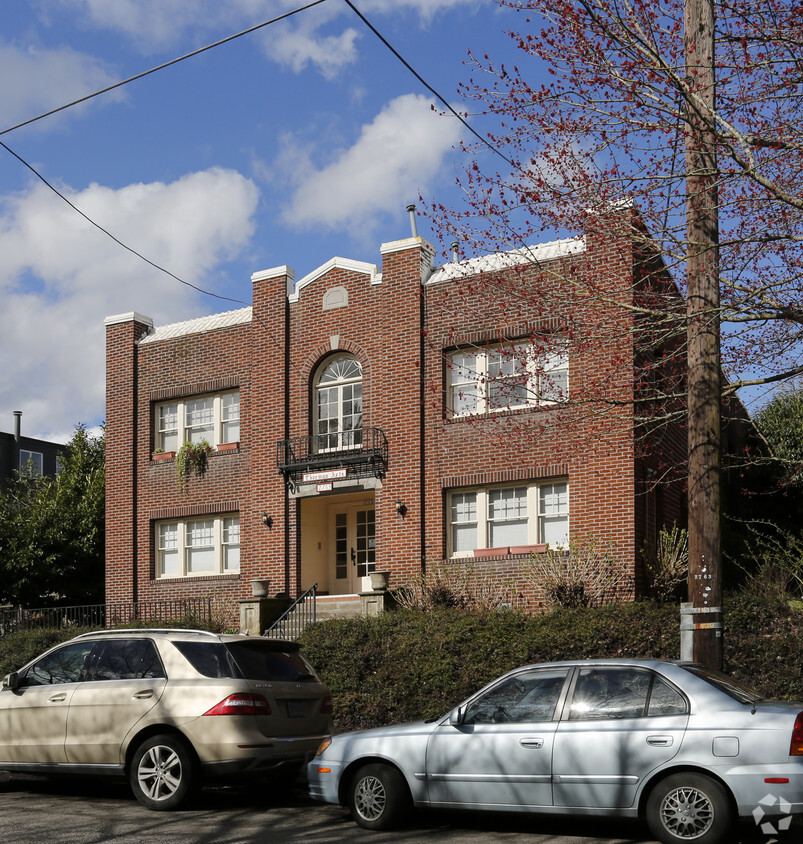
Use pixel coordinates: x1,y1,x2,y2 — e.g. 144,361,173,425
0,629,332,809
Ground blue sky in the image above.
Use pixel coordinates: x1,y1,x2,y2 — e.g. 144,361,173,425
0,0,523,441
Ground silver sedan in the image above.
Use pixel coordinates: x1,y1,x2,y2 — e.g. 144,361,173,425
308,659,803,844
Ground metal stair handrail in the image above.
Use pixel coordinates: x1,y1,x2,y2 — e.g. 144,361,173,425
262,583,318,640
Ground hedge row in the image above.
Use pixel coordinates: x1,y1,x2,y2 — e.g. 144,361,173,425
297,592,803,733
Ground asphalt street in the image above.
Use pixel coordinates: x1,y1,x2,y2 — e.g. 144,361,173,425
1,771,800,843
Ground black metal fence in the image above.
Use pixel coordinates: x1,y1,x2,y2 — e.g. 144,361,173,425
0,598,213,637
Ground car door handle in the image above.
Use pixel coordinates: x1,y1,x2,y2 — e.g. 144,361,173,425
520,737,545,749
48,692,68,703
132,690,155,699
647,735,673,747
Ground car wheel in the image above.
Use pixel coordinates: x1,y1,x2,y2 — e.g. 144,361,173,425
348,763,411,830
646,773,734,844
129,734,199,811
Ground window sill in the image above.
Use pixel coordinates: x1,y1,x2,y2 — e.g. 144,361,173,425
153,572,240,583
471,545,548,558
446,403,565,424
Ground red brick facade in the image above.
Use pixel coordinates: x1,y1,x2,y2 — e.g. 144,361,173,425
105,206,686,619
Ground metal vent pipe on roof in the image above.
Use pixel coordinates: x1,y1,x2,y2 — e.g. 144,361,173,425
451,241,460,262
406,204,418,238
13,410,21,443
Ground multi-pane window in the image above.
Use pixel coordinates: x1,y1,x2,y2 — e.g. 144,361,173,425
156,514,240,578
316,356,362,451
154,391,239,452
447,341,568,415
18,450,44,477
448,481,568,556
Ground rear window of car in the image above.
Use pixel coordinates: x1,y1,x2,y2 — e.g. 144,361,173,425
172,641,243,678
681,665,764,704
224,641,320,683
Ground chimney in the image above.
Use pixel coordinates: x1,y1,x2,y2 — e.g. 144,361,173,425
13,410,21,443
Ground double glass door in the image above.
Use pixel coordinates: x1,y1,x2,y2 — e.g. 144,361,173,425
330,505,375,594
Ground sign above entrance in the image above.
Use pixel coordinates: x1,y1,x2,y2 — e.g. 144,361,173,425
302,468,348,483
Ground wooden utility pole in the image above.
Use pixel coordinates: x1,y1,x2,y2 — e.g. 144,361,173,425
684,0,722,668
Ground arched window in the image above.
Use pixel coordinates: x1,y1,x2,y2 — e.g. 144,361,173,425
315,355,362,450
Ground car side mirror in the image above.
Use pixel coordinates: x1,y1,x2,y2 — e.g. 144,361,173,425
3,672,19,691
449,705,465,726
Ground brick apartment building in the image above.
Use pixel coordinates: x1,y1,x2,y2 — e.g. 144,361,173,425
104,204,686,622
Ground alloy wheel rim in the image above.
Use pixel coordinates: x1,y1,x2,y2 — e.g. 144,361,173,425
660,785,715,840
137,745,182,801
355,775,386,821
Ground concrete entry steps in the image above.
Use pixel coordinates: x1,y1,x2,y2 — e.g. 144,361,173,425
315,594,362,621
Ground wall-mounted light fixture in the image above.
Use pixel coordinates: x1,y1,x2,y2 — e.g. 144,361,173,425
395,500,407,518
262,513,273,529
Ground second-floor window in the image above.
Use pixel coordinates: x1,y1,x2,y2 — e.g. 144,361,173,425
155,390,240,452
315,355,362,451
19,450,44,477
447,341,568,416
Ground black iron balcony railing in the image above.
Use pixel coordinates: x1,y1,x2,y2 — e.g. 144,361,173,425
277,427,388,490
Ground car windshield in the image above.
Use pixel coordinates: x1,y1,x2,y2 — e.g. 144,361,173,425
681,665,764,704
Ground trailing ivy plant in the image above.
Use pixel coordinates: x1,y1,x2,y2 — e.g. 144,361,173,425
176,440,210,492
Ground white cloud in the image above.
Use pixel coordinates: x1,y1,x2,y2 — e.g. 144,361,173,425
265,25,361,79
0,168,259,440
0,44,122,131
278,93,462,237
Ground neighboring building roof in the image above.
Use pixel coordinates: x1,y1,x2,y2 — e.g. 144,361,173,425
428,236,586,286
139,307,253,345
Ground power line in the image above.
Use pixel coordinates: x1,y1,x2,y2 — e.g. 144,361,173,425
342,0,515,169
0,138,249,305
0,0,329,137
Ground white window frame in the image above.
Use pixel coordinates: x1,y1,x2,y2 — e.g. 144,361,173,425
448,480,569,557
447,340,568,416
154,390,240,452
19,450,44,477
155,514,240,578
314,355,363,452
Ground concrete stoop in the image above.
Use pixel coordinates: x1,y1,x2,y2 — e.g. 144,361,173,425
315,595,363,621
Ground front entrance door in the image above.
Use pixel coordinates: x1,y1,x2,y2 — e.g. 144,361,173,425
330,504,375,594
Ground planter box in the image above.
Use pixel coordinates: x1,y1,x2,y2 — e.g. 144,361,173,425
151,451,175,462
474,547,509,558
509,544,547,555
216,442,240,453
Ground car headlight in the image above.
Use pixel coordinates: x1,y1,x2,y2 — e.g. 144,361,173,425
313,737,332,757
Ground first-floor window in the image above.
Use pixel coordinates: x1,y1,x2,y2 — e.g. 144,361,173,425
448,480,568,556
156,514,240,578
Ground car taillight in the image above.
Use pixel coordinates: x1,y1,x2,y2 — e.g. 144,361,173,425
203,693,271,716
791,712,803,756
320,694,333,715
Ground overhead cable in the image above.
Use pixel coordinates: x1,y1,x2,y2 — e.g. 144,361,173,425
0,0,329,137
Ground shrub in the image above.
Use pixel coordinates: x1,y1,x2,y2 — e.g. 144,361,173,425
299,594,802,734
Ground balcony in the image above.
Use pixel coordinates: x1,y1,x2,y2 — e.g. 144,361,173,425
277,428,388,493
